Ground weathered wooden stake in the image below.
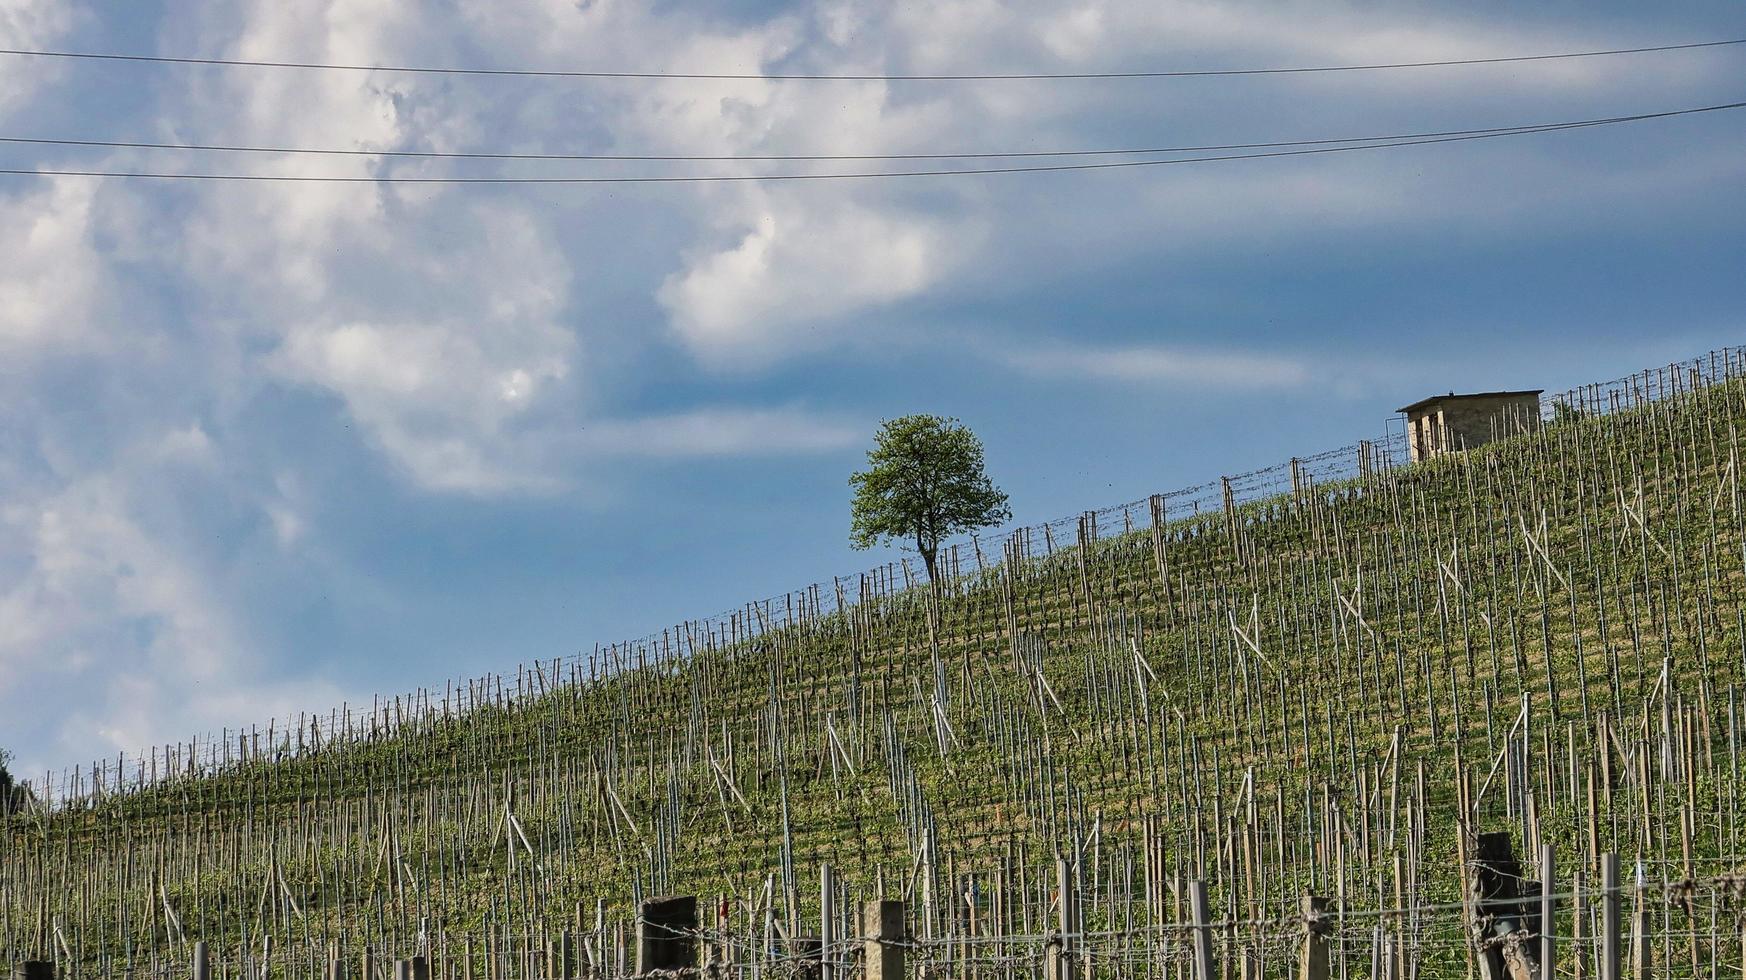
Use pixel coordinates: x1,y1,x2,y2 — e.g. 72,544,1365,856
638,895,698,974
1627,875,1650,980
1470,832,1516,980
1189,879,1216,980
862,900,905,980
1047,857,1076,980
555,932,573,980
821,863,836,980
193,942,211,980
1539,845,1555,980
1600,854,1620,980
1300,895,1330,980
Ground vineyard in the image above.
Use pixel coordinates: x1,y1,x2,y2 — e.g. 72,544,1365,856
6,348,1746,979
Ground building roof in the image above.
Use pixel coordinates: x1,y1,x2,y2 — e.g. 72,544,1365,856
1396,389,1544,414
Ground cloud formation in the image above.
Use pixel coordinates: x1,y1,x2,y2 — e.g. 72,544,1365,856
0,179,104,360
576,406,857,458
0,432,342,777
1002,344,1311,387
1,0,1741,777
0,0,80,118
661,199,966,364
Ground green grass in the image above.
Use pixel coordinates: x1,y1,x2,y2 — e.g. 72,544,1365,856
7,377,1746,978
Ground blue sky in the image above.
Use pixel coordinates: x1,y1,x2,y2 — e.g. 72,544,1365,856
2,0,1743,776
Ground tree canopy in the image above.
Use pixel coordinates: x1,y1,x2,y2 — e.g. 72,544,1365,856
849,415,1011,584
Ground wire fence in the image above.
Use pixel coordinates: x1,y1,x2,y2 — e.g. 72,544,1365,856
10,344,1746,979
14,344,1746,810
28,863,1746,979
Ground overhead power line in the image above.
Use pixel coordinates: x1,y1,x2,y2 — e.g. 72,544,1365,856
0,37,1741,82
2,99,1741,184
1,103,1731,162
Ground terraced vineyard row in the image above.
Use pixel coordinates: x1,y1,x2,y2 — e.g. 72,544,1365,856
6,349,1746,978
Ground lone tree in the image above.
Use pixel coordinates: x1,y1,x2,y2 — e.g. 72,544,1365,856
850,415,1011,585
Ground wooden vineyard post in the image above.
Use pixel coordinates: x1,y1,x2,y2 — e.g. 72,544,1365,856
1300,896,1330,980
781,936,823,979
1539,845,1555,980
1189,879,1216,980
1469,833,1510,980
637,895,698,974
863,900,905,980
393,957,429,980
1570,872,1585,980
1047,857,1077,980
821,863,836,980
1600,855,1620,980
591,900,605,980
555,931,574,980
1148,493,1171,610
193,942,211,980
1470,832,1541,980
1221,478,1237,546
1628,871,1649,980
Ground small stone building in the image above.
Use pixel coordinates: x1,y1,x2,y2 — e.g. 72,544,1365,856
1399,390,1543,462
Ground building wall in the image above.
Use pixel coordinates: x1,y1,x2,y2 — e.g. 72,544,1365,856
1408,394,1541,461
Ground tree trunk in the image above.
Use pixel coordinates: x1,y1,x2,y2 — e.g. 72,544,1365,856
920,545,939,587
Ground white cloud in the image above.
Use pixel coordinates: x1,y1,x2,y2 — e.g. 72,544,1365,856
152,424,216,464
445,0,981,365
0,0,81,118
0,454,342,777
1002,344,1311,388
660,199,967,363
160,1,583,493
892,1,1655,91
576,407,857,458
620,1,1736,366
0,179,104,360
273,315,573,493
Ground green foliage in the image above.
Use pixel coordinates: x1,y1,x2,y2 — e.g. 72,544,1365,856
12,370,1746,976
849,415,1011,582
1551,399,1585,425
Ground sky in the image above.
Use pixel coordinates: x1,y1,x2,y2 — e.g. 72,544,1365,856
2,0,1743,778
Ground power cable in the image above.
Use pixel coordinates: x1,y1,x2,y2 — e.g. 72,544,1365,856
0,37,1740,81
0,102,1732,162
1,99,1740,184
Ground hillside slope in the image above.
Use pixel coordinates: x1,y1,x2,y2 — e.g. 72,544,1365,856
6,354,1746,978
